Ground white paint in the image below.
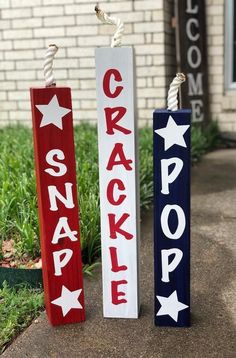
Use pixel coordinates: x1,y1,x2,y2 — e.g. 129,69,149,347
51,216,78,244
45,149,67,177
36,95,71,130
187,45,202,69
48,183,75,211
155,116,190,151
161,204,186,240
156,290,188,322
53,249,73,276
186,0,198,14
186,18,200,42
95,47,139,318
187,73,203,96
191,99,204,122
161,248,183,283
51,285,83,317
161,158,183,195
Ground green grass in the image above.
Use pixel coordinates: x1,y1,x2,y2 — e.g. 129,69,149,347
0,122,219,353
0,282,44,354
0,122,219,263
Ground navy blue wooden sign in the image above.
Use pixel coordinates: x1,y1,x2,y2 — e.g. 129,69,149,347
153,109,191,327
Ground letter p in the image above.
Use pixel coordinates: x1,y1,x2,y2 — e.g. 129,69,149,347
53,249,73,276
161,248,183,283
161,158,183,195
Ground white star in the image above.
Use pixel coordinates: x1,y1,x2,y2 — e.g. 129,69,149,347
36,94,71,130
51,285,83,317
156,290,188,322
155,115,190,151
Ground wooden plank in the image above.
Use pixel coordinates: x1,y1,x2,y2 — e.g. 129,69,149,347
175,0,209,126
95,47,140,318
153,109,191,326
30,87,85,326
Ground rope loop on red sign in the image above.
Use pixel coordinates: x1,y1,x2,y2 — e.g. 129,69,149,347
44,44,58,87
95,4,124,48
167,73,186,111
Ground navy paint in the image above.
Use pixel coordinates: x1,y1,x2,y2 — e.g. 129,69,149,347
153,109,191,327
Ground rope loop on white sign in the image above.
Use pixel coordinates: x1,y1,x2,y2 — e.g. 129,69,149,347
44,44,58,87
167,73,186,111
95,4,124,48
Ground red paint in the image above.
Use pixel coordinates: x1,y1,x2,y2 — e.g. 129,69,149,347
102,67,135,308
103,69,123,98
108,213,133,240
105,107,131,135
106,143,133,171
109,247,128,272
111,280,128,304
30,87,85,326
107,179,126,206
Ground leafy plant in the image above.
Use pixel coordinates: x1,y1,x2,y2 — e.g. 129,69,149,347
0,121,220,353
204,120,221,151
191,124,208,163
0,282,44,354
139,127,153,211
0,122,219,263
191,121,220,163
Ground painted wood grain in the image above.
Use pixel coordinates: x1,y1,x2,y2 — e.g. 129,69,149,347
30,87,85,326
95,47,140,318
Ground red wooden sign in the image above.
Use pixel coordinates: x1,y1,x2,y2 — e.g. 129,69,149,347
30,87,85,326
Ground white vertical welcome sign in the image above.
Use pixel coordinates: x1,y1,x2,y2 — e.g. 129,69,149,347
95,47,139,318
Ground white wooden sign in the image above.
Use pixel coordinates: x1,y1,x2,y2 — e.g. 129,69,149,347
95,47,140,318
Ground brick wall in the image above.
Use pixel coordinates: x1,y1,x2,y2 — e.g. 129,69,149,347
1,0,235,133
206,0,225,128
206,0,236,132
0,0,172,126
163,0,176,93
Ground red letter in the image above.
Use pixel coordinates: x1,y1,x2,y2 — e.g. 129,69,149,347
103,69,123,98
107,179,126,206
111,280,127,305
105,107,131,135
108,213,133,240
109,247,127,273
106,143,132,171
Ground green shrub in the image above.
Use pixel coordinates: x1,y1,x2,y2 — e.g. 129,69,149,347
0,122,219,263
139,127,153,211
191,125,208,163
0,121,220,353
191,121,220,163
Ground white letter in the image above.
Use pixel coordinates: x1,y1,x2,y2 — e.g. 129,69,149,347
186,0,198,14
53,249,73,276
45,149,67,177
187,73,203,96
51,217,78,244
191,99,204,122
161,204,186,239
187,46,201,69
161,158,183,195
48,183,74,211
186,18,200,41
161,248,183,283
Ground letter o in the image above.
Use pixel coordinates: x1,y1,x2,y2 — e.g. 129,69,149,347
187,45,201,69
161,204,186,240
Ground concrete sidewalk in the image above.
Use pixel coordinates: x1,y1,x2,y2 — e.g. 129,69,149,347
3,149,236,358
